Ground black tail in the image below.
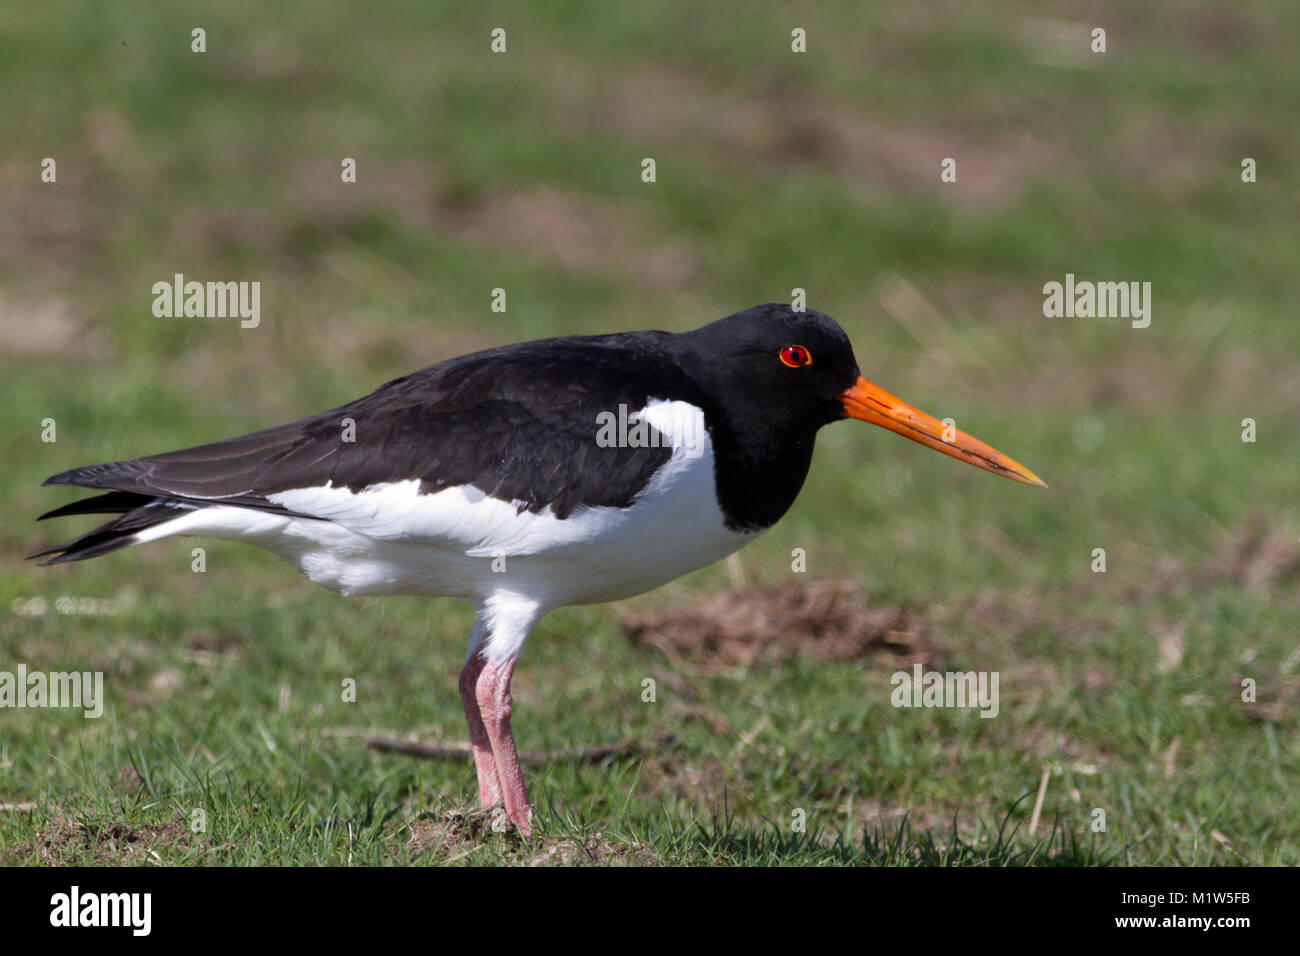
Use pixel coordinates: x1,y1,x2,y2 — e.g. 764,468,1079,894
36,435,304,566
29,492,196,566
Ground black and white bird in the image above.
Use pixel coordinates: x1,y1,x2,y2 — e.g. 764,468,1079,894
33,303,1043,833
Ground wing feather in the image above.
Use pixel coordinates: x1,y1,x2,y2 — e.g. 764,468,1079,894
41,335,696,523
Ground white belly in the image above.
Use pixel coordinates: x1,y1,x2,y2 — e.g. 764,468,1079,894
133,400,760,610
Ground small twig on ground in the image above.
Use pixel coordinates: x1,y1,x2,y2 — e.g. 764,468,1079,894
364,735,673,765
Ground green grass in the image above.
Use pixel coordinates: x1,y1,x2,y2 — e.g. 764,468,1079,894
1,0,1297,865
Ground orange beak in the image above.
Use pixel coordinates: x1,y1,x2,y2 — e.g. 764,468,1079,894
839,375,1046,487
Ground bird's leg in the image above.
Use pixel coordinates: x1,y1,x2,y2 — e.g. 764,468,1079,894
475,654,533,835
458,653,504,807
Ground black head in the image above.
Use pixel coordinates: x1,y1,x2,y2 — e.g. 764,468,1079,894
675,303,862,435
667,303,1044,531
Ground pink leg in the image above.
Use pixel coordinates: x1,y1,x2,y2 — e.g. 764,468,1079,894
475,655,533,834
458,655,503,807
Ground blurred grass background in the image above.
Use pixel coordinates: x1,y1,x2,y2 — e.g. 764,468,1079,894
1,0,1297,864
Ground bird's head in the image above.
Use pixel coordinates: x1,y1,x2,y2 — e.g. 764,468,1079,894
681,303,1045,487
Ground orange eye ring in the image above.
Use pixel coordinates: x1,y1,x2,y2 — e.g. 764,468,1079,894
779,344,812,368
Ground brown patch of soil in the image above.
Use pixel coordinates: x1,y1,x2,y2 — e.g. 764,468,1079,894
285,157,442,235
594,68,1065,208
0,297,103,358
953,588,1049,639
0,161,110,278
442,186,695,288
1197,515,1300,592
527,835,657,867
1112,514,1300,604
406,808,504,858
185,629,244,653
405,809,657,866
24,812,206,865
621,579,933,670
1233,673,1300,728
310,314,502,368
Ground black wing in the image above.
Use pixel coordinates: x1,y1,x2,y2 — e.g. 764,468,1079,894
43,334,696,515
35,334,698,562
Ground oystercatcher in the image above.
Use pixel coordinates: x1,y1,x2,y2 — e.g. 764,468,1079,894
33,303,1042,833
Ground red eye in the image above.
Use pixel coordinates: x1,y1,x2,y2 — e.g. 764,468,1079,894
779,344,812,368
